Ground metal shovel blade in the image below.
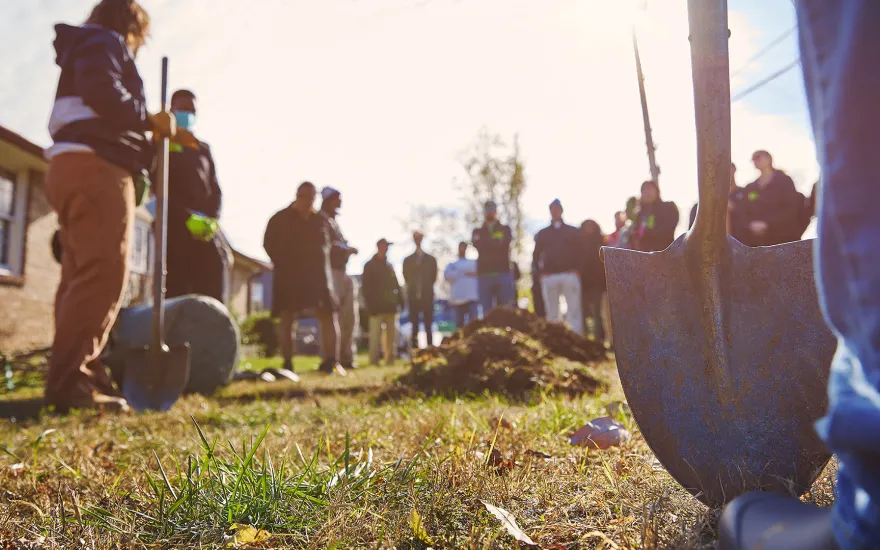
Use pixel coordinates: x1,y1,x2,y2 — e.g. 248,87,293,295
603,237,835,506
123,343,191,412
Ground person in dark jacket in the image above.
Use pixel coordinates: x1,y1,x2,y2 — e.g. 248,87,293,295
534,199,585,335
632,180,680,252
164,89,225,302
320,187,359,370
402,231,438,349
43,0,178,413
362,239,403,365
738,151,806,247
472,200,516,316
689,163,748,242
263,182,344,376
579,220,609,345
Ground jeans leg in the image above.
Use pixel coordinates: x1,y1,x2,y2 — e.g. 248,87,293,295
478,276,493,318
563,274,584,335
499,272,516,307
455,305,466,329
798,2,880,548
541,275,560,323
467,302,479,325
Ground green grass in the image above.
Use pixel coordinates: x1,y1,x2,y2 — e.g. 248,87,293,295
0,358,834,549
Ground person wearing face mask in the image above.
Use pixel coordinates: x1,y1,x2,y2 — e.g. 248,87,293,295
533,199,586,335
163,89,225,301
43,0,182,413
632,180,680,252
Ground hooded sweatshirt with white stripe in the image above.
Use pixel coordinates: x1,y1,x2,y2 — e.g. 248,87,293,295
47,23,153,175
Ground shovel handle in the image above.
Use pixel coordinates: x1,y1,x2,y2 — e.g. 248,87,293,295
687,0,731,249
152,57,170,359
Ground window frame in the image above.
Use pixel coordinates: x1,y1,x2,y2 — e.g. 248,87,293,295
0,168,29,282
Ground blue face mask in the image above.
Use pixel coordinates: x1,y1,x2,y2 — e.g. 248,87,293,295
174,111,196,131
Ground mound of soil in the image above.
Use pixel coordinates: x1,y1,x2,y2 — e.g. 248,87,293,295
460,308,607,363
385,308,607,401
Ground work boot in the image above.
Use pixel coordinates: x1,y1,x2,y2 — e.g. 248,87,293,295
718,491,838,550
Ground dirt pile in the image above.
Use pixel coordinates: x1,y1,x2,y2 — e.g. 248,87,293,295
387,308,608,400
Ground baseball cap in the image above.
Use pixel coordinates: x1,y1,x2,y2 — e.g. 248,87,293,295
321,186,341,200
550,198,562,208
484,200,497,212
377,238,393,247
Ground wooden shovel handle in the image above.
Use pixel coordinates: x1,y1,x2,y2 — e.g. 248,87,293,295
687,0,731,251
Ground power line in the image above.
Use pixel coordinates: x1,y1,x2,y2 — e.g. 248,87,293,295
731,59,801,102
730,25,797,79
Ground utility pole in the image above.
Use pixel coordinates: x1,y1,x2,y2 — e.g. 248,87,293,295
633,26,660,184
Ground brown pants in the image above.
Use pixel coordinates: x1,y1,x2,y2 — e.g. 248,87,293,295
44,153,134,405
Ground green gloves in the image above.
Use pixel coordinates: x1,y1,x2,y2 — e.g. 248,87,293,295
185,212,219,241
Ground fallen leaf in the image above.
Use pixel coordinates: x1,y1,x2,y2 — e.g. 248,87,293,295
524,450,552,459
480,500,536,546
489,416,515,430
224,524,271,547
570,416,632,449
409,509,434,545
487,448,514,473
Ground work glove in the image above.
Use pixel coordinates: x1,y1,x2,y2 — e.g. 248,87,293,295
185,211,219,241
148,111,176,139
172,128,200,150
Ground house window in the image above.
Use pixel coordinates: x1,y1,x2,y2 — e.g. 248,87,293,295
251,281,264,313
130,220,152,275
0,169,27,277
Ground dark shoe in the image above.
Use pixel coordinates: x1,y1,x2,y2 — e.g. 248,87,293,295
718,491,838,550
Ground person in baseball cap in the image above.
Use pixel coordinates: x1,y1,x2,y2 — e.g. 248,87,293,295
362,237,403,365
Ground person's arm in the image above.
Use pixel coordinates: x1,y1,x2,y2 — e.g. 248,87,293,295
471,228,485,253
532,230,543,274
204,145,222,219
430,256,438,284
444,262,457,283
503,225,513,248
73,35,150,133
263,216,278,262
392,267,404,308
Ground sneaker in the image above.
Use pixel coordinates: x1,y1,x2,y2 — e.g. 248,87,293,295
319,360,347,376
47,392,130,415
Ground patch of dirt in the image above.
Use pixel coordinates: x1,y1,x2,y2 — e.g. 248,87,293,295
383,308,608,401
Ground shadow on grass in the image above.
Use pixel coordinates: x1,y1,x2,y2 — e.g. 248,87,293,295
0,398,44,421
213,383,384,406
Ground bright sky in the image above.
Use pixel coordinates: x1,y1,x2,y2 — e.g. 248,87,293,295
0,0,818,272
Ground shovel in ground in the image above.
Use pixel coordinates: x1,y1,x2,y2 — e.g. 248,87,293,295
601,0,835,506
124,57,191,411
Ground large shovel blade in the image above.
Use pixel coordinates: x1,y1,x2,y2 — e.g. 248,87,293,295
603,236,835,506
123,343,190,412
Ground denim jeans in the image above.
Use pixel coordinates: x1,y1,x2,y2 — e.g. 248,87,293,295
798,2,880,548
478,272,516,316
453,301,479,329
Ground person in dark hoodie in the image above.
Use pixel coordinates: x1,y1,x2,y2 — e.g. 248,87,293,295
264,182,344,377
738,150,806,247
632,180,679,252
43,0,181,413
163,89,225,302
579,220,609,346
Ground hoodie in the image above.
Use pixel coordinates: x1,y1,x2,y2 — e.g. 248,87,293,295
47,24,153,175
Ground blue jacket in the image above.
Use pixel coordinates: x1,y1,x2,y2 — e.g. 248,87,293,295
48,24,153,175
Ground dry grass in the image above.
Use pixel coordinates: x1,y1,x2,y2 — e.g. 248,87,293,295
0,358,833,549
